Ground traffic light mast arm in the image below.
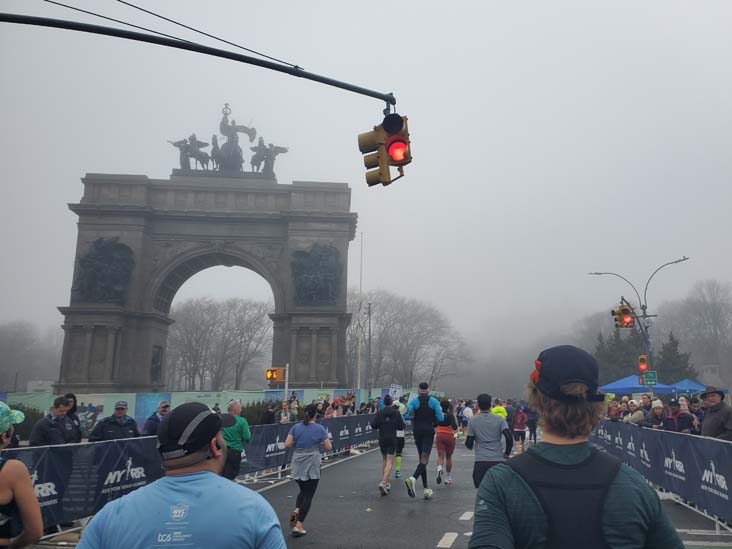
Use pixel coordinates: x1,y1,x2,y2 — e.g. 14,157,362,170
0,12,397,106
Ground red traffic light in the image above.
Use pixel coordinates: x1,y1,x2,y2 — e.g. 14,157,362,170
622,315,633,325
638,355,648,372
387,139,407,162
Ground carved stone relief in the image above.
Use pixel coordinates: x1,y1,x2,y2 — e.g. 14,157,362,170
292,244,342,306
71,238,135,305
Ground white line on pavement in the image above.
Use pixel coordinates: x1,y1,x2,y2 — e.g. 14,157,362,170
459,511,474,521
437,532,459,548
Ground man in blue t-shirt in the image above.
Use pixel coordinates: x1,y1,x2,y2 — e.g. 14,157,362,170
77,402,285,549
402,382,444,500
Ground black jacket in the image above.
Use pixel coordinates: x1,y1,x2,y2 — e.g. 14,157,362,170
29,414,73,446
89,415,140,442
143,413,162,436
66,411,83,443
663,412,694,433
370,406,405,441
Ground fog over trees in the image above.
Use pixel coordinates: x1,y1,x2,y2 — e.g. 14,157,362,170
3,278,730,396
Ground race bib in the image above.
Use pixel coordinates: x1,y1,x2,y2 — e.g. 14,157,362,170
396,430,405,438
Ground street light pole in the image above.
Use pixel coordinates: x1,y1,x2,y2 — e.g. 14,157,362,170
367,302,373,399
589,256,689,369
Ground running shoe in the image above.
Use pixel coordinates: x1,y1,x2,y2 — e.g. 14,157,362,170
385,482,391,492
289,509,299,527
379,481,388,496
405,476,416,498
446,475,453,485
394,471,401,478
423,488,434,500
436,469,443,484
292,522,307,537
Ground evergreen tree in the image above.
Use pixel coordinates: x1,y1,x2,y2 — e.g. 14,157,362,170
593,328,646,384
655,332,696,383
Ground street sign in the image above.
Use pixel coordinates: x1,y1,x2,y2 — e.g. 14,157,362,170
644,371,658,386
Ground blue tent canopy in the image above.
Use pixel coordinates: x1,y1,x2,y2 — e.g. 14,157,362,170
669,379,706,394
599,375,675,395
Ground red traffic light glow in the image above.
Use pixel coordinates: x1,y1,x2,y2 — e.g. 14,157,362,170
622,315,633,324
639,362,648,371
387,138,407,162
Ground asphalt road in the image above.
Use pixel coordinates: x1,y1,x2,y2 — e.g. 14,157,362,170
251,439,732,549
32,439,732,548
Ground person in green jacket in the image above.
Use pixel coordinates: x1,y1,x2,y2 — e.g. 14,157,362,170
469,345,684,549
221,399,251,480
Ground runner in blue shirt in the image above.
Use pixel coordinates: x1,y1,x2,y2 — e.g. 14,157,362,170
402,382,444,500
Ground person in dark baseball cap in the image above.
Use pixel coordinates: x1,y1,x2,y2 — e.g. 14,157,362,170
77,402,286,548
157,402,236,468
469,345,683,549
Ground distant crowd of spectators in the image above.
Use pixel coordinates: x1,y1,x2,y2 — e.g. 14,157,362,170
606,386,732,441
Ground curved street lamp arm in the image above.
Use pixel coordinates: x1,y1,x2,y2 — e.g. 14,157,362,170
588,272,643,309
642,256,689,310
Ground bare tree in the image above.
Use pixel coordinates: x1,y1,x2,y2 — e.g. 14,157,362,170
166,297,272,391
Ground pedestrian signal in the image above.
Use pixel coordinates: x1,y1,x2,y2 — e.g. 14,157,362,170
265,368,285,381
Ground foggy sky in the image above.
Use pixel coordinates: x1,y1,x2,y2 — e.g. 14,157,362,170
2,1,732,355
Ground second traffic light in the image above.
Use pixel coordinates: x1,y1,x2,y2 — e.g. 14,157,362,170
638,354,648,372
611,304,635,328
357,113,412,187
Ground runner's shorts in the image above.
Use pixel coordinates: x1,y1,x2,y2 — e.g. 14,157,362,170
413,428,435,455
379,437,397,455
513,430,526,442
435,432,456,456
473,461,503,488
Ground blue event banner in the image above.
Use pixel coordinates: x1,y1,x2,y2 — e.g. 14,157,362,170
3,414,378,528
591,420,732,524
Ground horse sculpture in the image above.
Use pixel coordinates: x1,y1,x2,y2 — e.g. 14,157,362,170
190,149,210,170
211,135,223,170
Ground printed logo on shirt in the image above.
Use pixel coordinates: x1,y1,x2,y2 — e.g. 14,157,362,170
663,449,686,481
30,470,58,507
701,461,728,500
170,503,190,521
639,442,651,468
102,457,147,494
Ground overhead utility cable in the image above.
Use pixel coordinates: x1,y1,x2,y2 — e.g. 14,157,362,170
115,0,299,68
42,0,193,43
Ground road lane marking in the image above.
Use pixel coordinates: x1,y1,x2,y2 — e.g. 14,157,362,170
437,532,459,547
459,511,473,521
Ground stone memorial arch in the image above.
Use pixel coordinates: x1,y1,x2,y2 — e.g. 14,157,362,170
56,171,357,393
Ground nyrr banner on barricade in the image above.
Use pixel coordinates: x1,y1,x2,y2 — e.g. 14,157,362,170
1,414,380,528
591,421,732,524
241,414,378,474
4,437,163,528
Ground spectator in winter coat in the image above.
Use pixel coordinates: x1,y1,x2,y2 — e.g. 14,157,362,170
260,404,276,425
700,387,732,441
143,401,170,436
663,399,694,433
622,400,646,425
29,397,72,446
640,400,666,429
64,393,83,443
89,401,140,442
689,397,704,435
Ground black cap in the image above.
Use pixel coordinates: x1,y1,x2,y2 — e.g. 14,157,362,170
668,399,680,406
531,345,605,402
157,402,235,460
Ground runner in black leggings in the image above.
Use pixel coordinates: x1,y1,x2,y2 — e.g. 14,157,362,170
403,382,444,500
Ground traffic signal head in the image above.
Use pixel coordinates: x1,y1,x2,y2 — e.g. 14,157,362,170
611,304,635,328
357,113,412,186
638,354,648,372
620,306,635,328
638,375,645,385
